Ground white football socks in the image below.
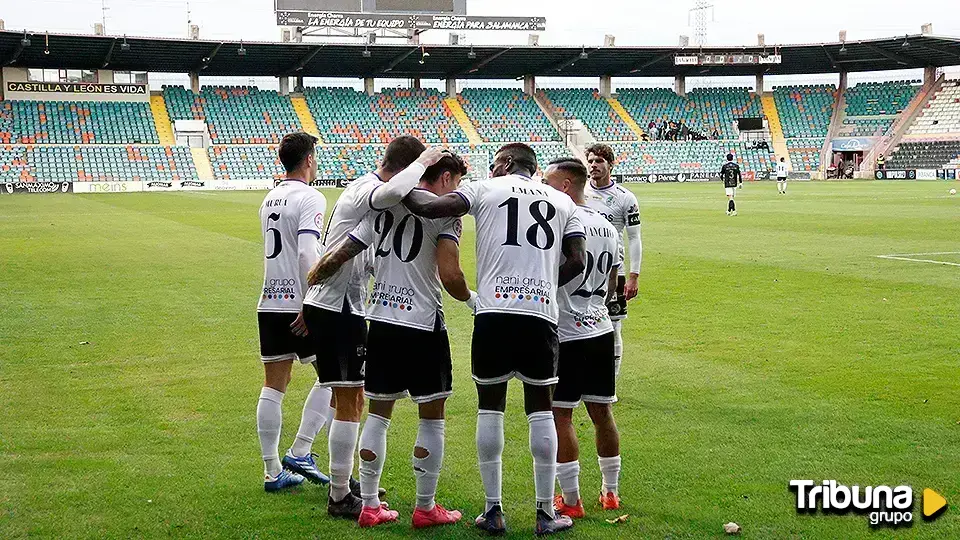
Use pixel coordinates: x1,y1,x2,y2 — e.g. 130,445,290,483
528,411,558,518
358,414,390,509
328,419,360,501
556,460,581,506
257,387,284,479
598,455,622,496
291,383,333,458
476,410,504,513
413,419,446,511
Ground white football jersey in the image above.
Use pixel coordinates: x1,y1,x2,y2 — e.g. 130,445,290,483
585,181,640,276
257,180,326,313
303,173,382,315
776,162,788,177
557,206,620,342
351,197,462,332
455,175,585,324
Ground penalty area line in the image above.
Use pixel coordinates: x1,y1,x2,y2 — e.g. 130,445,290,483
875,253,960,267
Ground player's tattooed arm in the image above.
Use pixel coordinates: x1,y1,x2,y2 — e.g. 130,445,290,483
403,191,469,219
557,235,587,287
437,238,471,302
306,237,367,287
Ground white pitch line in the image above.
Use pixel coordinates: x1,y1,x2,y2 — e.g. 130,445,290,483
887,251,960,257
875,255,960,267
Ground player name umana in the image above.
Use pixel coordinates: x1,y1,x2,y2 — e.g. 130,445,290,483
511,185,551,197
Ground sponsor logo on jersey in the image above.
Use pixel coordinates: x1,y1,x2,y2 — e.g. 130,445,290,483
262,278,298,301
493,275,552,303
368,281,417,311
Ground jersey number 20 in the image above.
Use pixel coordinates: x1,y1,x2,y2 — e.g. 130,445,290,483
374,211,424,263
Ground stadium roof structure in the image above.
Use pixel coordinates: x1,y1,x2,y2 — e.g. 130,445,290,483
2,30,959,79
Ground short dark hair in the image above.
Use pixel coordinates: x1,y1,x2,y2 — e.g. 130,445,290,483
547,157,588,187
382,135,427,173
422,151,468,184
726,153,734,161
585,144,615,165
278,132,317,173
495,143,538,175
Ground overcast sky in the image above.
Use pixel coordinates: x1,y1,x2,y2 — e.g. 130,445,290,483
4,0,959,89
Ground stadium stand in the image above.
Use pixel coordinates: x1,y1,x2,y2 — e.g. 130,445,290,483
617,87,764,139
207,142,568,182
786,138,825,172
842,81,920,137
540,88,636,141
887,140,960,169
304,87,467,144
0,100,159,145
0,145,198,183
906,79,960,136
458,88,560,143
608,140,773,175
774,85,836,138
163,86,302,144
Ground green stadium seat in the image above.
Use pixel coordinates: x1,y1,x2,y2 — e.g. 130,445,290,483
163,85,302,144
305,87,467,145
0,100,158,145
0,145,198,183
609,140,773,175
617,87,764,140
458,89,560,143
541,88,635,141
774,85,836,139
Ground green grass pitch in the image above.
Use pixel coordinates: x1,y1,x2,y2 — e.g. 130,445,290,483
1,180,958,539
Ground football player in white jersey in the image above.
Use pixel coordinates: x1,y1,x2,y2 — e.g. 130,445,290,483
776,156,789,194
255,133,334,492
542,158,624,518
583,144,642,378
306,153,473,529
406,143,587,536
302,136,446,519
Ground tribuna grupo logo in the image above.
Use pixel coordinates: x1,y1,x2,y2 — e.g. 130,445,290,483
789,480,929,526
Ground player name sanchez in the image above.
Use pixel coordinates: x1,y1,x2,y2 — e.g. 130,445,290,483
495,275,552,297
585,225,616,238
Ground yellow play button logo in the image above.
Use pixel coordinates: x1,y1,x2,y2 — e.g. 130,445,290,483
923,489,947,518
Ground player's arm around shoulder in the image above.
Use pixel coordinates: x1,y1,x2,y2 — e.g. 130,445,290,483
404,188,470,219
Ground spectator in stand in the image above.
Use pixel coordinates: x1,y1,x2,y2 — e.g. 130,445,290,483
679,121,690,141
711,126,721,140
648,122,659,141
